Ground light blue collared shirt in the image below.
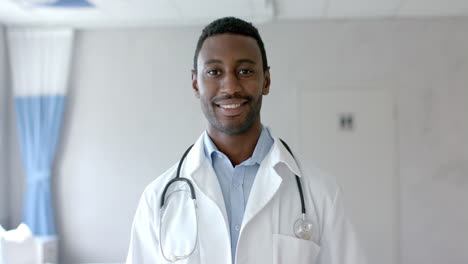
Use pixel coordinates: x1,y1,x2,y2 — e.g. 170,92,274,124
203,126,274,263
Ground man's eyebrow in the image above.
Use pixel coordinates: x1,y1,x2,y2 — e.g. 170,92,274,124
204,58,257,66
204,59,222,65
238,59,256,64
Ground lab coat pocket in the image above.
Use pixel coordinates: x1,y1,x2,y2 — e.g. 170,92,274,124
273,234,320,264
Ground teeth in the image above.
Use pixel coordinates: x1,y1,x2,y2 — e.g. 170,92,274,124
220,104,241,109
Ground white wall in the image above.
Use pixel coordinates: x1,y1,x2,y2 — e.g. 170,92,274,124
0,25,9,229
7,18,468,263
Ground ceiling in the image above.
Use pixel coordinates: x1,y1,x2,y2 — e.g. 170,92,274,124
1,0,468,28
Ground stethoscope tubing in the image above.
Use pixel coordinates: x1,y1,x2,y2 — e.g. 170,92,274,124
279,139,306,215
160,139,306,216
160,144,195,208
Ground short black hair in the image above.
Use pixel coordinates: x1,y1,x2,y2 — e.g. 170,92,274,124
193,17,269,72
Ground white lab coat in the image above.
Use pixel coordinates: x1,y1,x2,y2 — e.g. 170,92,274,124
127,132,367,264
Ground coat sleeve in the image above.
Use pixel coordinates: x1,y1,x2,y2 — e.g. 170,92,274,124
316,188,368,264
126,189,160,264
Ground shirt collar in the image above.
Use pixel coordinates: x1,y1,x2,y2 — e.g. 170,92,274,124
203,125,273,166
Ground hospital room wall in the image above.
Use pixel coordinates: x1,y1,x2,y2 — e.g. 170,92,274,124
0,25,9,229
5,18,468,263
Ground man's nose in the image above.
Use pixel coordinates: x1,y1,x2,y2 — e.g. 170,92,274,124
220,72,241,94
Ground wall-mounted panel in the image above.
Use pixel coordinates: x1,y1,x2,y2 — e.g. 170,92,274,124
298,89,398,264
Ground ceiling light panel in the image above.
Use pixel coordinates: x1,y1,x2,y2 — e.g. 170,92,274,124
397,0,468,16
27,0,94,8
326,0,401,18
90,0,179,20
275,0,328,19
172,0,273,22
27,8,109,25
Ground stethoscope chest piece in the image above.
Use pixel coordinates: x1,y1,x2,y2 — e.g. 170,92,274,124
294,216,313,240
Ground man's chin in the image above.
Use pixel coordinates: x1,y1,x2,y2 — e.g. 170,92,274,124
214,121,252,136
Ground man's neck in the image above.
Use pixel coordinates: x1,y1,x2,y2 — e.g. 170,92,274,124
207,122,262,166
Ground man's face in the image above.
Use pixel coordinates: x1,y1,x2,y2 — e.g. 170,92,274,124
192,34,270,135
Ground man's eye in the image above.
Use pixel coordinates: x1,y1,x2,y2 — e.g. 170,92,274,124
239,69,253,75
207,69,221,75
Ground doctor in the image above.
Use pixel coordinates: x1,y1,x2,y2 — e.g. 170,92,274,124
127,17,366,264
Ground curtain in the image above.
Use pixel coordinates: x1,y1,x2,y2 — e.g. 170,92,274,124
7,28,74,236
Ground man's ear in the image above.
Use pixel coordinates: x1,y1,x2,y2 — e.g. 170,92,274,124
192,69,200,98
262,67,271,95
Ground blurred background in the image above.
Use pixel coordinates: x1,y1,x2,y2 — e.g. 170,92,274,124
0,0,467,263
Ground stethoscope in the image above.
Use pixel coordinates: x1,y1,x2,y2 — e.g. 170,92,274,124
159,139,313,262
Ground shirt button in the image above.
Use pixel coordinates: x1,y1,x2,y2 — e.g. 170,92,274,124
233,182,240,188
235,225,240,231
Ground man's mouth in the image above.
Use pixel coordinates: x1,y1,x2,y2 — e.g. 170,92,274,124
215,98,248,108
214,99,248,116
219,103,242,109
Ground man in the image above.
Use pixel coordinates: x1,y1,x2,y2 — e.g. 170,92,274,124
127,17,366,264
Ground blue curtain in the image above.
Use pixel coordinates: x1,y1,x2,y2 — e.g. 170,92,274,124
15,95,66,236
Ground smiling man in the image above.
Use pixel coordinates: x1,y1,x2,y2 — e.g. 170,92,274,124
126,17,366,264
193,31,269,166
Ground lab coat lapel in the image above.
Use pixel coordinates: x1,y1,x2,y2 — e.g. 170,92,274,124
242,137,303,229
183,134,230,229
180,134,302,236
241,138,283,229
